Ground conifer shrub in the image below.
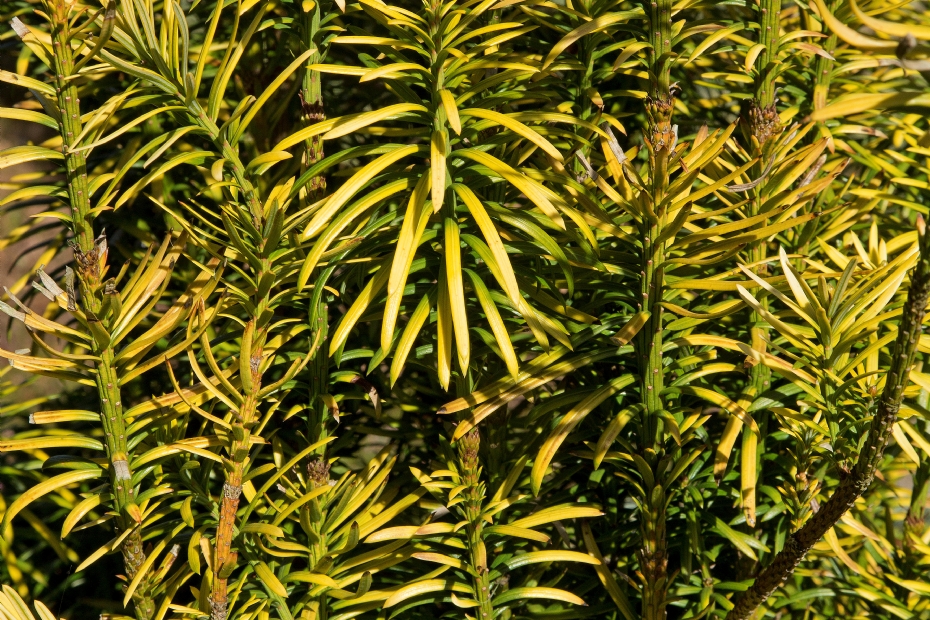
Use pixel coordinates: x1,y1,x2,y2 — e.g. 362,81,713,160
2,0,930,618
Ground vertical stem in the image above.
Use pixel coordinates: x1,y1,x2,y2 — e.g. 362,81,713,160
460,429,493,620
208,210,274,619
305,283,331,619
296,10,331,612
47,3,91,252
638,103,672,620
637,0,675,599
645,0,673,99
97,347,156,620
303,456,331,620
739,0,783,530
211,323,265,620
71,228,156,620
754,0,782,109
299,3,327,202
44,5,156,618
185,98,264,224
307,293,330,453
171,46,278,620
299,0,331,457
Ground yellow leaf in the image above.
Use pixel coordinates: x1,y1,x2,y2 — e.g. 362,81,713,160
285,571,339,588
687,23,745,64
501,550,599,570
320,103,426,141
848,0,930,40
360,62,424,82
483,524,550,543
384,579,473,607
444,215,469,373
462,108,563,161
254,561,288,597
62,494,105,538
240,523,285,537
298,178,412,287
431,130,447,212
303,63,368,76
245,150,292,172
0,145,63,168
3,469,102,527
437,268,454,391
440,89,461,134
887,575,930,596
744,43,766,73
582,521,635,619
610,312,650,345
510,505,603,529
492,586,585,606
714,417,742,481
811,92,930,122
0,436,103,452
594,406,638,469
454,184,520,303
899,419,930,457
382,175,432,353
363,525,419,543
455,150,566,229
809,0,896,51
892,424,920,464
740,427,757,527
543,10,643,69
412,552,468,570
673,386,759,434
0,108,56,129
301,145,419,243
466,270,519,378
450,593,478,608
531,376,636,494
390,292,433,385
824,527,872,579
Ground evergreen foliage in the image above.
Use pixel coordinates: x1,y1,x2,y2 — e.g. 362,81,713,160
2,0,930,617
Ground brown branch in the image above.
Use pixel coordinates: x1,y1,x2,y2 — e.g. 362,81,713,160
726,219,930,620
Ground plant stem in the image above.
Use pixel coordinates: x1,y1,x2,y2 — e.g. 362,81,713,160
645,0,673,99
46,5,92,253
96,348,155,620
460,429,493,620
210,322,265,620
638,1,674,613
638,94,674,620
298,0,332,456
184,98,264,225
754,0,782,109
299,2,327,201
734,0,783,529
303,456,332,620
726,220,930,620
188,109,272,620
296,11,333,612
305,285,331,620
45,6,156,618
